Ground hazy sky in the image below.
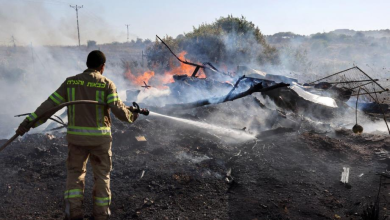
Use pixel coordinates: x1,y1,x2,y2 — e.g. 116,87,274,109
5,0,390,45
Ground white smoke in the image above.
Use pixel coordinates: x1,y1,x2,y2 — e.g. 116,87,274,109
0,1,124,46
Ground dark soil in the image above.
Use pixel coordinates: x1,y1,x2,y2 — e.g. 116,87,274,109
1,103,390,220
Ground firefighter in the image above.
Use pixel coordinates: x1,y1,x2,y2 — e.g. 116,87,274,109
16,50,138,220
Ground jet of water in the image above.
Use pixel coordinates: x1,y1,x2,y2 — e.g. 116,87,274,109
149,111,256,142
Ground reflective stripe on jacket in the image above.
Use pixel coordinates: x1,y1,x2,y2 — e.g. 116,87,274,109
25,69,134,146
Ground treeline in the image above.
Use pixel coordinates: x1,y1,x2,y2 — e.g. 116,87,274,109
87,16,390,78
88,38,153,49
267,31,390,45
265,29,390,76
145,15,279,71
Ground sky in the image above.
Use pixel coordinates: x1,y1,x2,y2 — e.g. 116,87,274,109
3,0,390,45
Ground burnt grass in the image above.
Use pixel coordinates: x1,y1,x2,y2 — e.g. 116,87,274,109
1,105,390,219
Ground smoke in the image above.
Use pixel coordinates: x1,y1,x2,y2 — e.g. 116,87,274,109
176,152,211,163
264,31,390,84
241,31,390,136
2,7,390,140
136,87,171,104
0,3,146,138
335,106,389,134
0,1,124,46
125,25,390,138
0,44,137,138
0,2,154,139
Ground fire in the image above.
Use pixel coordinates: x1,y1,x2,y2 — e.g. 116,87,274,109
125,69,155,86
162,51,206,84
124,51,206,87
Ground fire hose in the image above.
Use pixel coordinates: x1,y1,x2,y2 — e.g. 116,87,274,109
0,100,149,153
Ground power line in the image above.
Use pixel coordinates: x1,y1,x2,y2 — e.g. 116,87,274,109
83,8,103,22
70,5,83,47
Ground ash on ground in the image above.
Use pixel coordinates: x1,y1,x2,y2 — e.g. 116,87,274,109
1,99,390,220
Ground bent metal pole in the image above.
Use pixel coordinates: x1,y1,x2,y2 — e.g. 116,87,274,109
0,100,104,153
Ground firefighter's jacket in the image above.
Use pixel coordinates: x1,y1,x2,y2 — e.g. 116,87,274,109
24,69,134,146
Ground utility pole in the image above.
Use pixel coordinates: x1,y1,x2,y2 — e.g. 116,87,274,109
11,36,16,48
70,5,83,47
125,24,130,43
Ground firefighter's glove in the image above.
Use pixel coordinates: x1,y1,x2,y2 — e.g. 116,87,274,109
127,106,139,122
16,120,30,136
132,112,139,122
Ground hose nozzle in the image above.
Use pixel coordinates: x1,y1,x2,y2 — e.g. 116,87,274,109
130,102,149,116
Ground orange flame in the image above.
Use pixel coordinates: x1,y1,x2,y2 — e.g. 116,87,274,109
124,51,206,87
162,51,206,84
125,69,155,86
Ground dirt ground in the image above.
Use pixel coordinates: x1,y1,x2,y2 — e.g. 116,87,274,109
0,101,389,220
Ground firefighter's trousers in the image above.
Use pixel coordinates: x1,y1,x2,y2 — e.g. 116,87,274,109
64,142,112,220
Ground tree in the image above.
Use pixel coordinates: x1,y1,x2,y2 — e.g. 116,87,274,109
146,15,279,70
146,36,178,70
87,40,97,48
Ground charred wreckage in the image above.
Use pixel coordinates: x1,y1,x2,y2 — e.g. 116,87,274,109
133,36,390,135
2,35,390,220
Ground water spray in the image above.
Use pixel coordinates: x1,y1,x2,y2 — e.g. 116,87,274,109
149,111,256,142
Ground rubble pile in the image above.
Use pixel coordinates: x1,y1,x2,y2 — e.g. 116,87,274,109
2,41,390,219
1,98,390,219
